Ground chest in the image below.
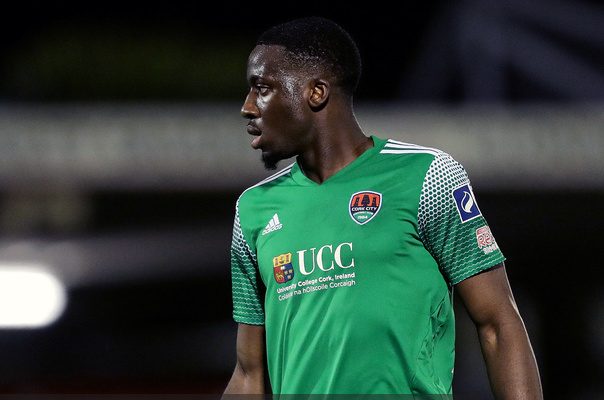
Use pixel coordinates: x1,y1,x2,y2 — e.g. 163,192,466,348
253,177,425,291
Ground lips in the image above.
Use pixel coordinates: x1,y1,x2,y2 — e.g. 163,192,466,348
246,123,261,135
246,123,262,149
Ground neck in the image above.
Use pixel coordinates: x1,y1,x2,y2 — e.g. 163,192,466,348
297,109,373,184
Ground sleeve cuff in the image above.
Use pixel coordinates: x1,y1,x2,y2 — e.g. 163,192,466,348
233,312,265,325
449,255,506,285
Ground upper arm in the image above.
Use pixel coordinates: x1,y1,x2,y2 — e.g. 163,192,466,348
224,323,266,394
455,262,521,328
235,323,266,375
227,199,267,394
455,266,544,399
418,152,506,285
231,201,265,324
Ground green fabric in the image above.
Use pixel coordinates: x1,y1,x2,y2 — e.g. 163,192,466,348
230,136,505,394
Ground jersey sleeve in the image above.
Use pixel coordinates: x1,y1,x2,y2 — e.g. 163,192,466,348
231,202,265,325
417,152,506,285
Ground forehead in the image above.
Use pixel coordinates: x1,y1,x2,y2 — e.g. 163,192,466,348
246,45,292,81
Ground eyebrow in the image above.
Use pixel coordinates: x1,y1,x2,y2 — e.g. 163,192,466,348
248,74,274,86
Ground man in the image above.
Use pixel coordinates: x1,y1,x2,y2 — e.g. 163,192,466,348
224,16,543,398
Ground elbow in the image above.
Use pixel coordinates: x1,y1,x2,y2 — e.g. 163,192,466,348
476,308,528,351
237,357,265,384
225,361,265,394
477,322,501,352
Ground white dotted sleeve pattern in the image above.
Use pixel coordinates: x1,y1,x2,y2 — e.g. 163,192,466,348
417,153,506,285
231,203,265,325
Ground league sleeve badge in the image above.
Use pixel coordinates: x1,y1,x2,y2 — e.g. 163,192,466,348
452,184,482,223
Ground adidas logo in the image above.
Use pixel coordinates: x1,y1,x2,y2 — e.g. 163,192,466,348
262,213,283,235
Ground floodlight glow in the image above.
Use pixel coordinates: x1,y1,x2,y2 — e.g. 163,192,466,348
0,265,66,328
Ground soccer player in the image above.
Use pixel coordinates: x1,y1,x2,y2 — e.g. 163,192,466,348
224,16,543,398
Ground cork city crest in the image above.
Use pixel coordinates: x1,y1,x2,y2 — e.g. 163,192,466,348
273,252,294,284
349,191,382,225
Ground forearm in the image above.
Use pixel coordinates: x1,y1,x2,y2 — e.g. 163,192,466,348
223,362,265,394
478,316,543,400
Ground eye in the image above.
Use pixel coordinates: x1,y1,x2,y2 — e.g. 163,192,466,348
255,84,270,96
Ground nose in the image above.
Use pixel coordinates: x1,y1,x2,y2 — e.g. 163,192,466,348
241,89,259,119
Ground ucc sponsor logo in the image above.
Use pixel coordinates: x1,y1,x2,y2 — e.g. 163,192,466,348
297,242,355,275
275,242,357,301
272,242,355,284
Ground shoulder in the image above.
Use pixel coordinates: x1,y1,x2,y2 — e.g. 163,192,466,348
377,137,465,174
378,138,445,158
374,138,473,194
237,162,296,209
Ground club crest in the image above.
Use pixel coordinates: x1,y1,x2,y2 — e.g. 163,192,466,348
349,191,382,225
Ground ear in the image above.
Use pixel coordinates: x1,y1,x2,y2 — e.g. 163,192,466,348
308,79,330,109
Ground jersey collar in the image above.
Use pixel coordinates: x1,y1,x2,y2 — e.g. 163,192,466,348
290,135,386,186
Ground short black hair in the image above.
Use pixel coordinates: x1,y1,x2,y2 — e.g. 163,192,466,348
257,16,362,95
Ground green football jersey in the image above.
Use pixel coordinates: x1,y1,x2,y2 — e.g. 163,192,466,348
231,135,505,394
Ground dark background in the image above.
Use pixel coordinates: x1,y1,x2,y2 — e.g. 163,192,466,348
4,0,603,103
0,1,603,399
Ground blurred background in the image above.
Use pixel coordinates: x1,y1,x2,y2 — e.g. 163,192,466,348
0,0,603,398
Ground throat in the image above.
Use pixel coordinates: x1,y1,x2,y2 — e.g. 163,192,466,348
298,135,374,184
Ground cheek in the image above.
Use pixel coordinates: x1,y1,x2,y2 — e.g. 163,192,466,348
263,97,307,131
280,87,309,124
259,80,310,137
286,85,309,119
